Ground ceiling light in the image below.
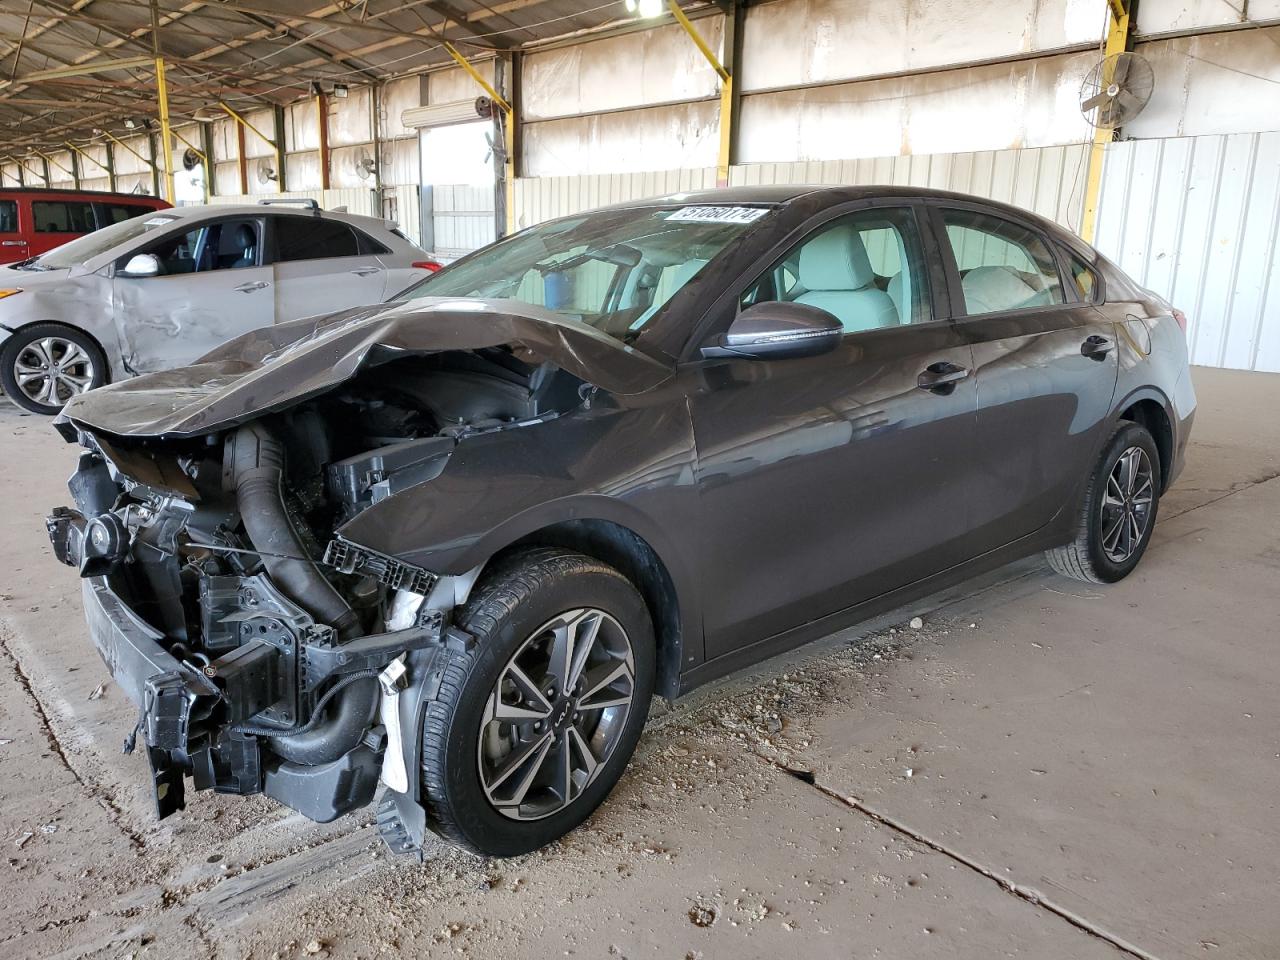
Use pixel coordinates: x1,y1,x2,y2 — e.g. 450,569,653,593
626,0,665,16
333,83,348,99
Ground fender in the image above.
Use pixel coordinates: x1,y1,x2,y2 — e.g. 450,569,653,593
335,393,705,668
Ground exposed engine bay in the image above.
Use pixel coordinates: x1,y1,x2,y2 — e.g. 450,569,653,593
46,347,587,835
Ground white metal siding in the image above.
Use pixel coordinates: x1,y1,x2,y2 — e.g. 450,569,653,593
513,167,718,230
1095,132,1280,373
431,184,495,257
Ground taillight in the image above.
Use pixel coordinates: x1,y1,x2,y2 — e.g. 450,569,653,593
412,260,442,273
1171,308,1188,334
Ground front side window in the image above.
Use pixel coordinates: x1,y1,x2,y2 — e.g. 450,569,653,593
273,217,360,261
740,207,930,332
136,219,261,275
32,200,94,233
942,210,1064,316
402,205,772,346
0,200,16,233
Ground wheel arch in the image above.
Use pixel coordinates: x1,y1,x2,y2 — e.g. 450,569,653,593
1114,386,1175,493
437,499,699,702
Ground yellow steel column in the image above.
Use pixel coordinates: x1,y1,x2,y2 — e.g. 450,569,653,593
220,102,284,193
1080,1,1131,244
33,149,75,182
667,1,732,187
316,91,331,190
155,57,175,202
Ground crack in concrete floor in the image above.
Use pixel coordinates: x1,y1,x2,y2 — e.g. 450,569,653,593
770,759,1165,960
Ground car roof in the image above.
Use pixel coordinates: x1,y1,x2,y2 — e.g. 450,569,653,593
0,187,168,203
155,202,393,231
601,183,1083,249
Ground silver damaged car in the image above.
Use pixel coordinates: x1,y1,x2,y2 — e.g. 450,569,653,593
0,199,436,414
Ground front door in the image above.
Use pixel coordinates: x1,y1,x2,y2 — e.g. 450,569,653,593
268,215,388,321
689,205,978,659
929,205,1119,554
112,216,274,373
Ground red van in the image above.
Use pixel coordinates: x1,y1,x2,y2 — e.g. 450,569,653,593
0,188,170,265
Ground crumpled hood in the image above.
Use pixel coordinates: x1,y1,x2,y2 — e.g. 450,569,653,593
56,297,673,439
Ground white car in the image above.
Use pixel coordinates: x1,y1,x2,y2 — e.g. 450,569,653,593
0,199,437,414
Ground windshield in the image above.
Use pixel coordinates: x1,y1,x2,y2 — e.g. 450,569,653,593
26,213,180,271
401,204,773,343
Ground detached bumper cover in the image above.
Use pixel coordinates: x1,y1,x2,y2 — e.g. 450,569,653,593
82,576,221,815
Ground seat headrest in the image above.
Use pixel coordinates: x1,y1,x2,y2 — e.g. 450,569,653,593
961,265,1041,314
230,224,256,252
798,224,876,291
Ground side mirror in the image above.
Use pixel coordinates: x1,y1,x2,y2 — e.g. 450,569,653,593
701,301,842,361
119,253,160,278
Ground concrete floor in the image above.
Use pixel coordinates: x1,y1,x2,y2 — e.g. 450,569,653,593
1,365,1277,960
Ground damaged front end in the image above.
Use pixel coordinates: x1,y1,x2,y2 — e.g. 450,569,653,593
46,421,460,836
44,300,670,855
50,373,592,862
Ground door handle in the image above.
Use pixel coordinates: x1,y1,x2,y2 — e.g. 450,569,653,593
350,266,381,276
234,280,270,292
0,240,27,247
1081,334,1113,360
917,361,970,394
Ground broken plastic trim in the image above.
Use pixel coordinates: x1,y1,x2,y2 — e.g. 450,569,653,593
322,537,437,595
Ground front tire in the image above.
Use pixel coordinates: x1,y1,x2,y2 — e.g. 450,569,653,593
420,548,655,857
1046,420,1162,583
0,323,107,415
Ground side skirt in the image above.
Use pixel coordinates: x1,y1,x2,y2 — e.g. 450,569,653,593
677,524,1066,696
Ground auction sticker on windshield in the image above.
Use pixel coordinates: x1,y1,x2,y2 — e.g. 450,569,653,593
667,206,769,224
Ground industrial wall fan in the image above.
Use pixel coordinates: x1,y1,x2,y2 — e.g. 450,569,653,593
255,158,278,186
181,148,201,172
352,148,376,181
1079,52,1154,129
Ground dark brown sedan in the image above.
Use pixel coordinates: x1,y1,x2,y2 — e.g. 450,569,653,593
47,186,1195,859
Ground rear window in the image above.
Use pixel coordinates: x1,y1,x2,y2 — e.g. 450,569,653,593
98,203,156,226
33,200,95,233
0,200,16,233
274,217,360,261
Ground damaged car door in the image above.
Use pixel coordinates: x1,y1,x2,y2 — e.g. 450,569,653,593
111,216,274,374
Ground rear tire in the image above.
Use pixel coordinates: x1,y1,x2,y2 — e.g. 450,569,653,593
420,548,655,857
0,323,107,415
1046,420,1162,583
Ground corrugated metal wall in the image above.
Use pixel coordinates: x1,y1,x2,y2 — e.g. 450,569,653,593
431,184,495,259
514,144,1088,231
1094,131,1280,373
205,188,379,217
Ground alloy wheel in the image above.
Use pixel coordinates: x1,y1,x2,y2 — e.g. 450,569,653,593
1100,445,1154,563
13,337,96,406
477,608,636,821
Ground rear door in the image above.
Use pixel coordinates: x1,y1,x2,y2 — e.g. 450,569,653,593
688,203,980,659
0,197,27,264
112,216,274,373
928,204,1119,554
28,196,96,257
268,215,388,320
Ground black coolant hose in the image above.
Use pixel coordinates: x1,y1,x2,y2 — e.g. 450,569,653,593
229,424,378,766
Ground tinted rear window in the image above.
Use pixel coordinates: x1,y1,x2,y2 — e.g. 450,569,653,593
274,217,359,261
33,200,95,233
99,203,155,226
